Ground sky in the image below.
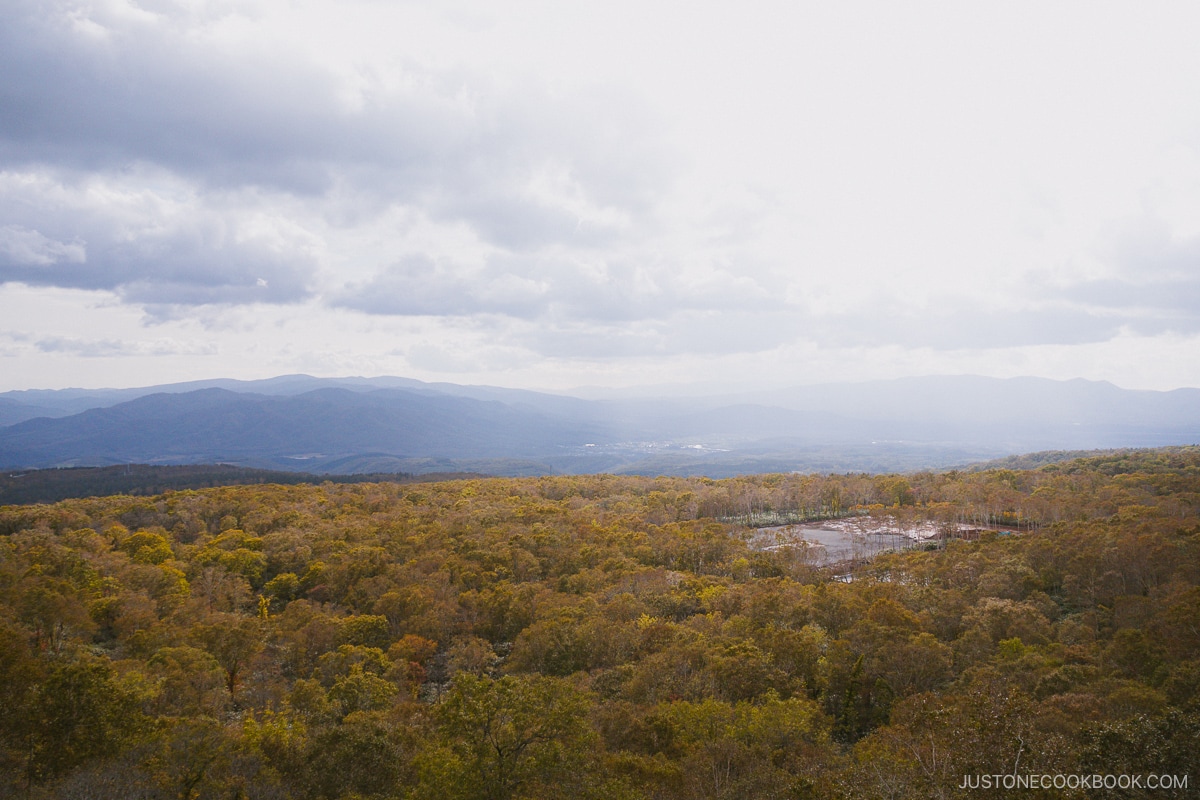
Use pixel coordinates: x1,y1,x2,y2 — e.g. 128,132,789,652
2,0,1200,394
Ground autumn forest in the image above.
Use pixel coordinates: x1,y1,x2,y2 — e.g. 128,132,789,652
2,448,1199,799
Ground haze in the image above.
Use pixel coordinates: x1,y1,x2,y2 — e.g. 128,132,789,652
2,1,1200,393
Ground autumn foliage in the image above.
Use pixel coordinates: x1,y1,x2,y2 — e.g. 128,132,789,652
1,448,1198,798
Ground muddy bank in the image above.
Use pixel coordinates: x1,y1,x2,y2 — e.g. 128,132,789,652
748,517,1020,564
748,523,914,563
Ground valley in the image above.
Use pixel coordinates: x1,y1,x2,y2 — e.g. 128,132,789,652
1,448,1197,798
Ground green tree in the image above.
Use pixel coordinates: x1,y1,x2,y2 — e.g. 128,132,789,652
21,654,150,787
191,614,264,699
421,673,595,800
304,710,420,799
147,646,230,718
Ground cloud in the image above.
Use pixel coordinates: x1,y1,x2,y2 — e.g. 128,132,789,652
0,0,679,322
1,0,373,192
35,335,218,358
335,254,550,318
3,0,1199,391
1066,278,1200,326
0,225,85,266
1042,222,1200,336
404,339,532,374
816,303,1128,350
0,170,317,305
490,306,799,360
0,0,669,248
333,249,786,328
758,212,1200,353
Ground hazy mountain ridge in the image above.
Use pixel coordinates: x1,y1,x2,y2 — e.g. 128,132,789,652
0,387,609,469
0,375,1196,476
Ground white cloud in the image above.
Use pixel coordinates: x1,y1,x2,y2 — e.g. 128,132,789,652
0,225,85,266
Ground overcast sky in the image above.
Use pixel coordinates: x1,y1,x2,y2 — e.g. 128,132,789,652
2,0,1200,393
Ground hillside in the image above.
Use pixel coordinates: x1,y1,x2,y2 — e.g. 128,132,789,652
1,450,1198,798
0,387,609,472
1,375,1197,476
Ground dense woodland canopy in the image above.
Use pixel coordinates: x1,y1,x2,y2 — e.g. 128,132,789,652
1,447,1199,798
0,465,483,507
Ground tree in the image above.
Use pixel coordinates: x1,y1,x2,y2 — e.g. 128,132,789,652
21,654,150,788
422,673,595,800
191,614,264,700
142,718,236,800
303,710,420,799
147,646,230,718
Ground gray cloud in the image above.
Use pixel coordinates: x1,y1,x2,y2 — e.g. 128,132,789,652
1041,225,1200,336
795,221,1200,352
830,304,1127,350
0,179,317,305
5,0,1194,381
0,0,668,258
0,225,85,266
513,309,799,359
335,254,550,318
1,1,411,193
35,336,218,357
1066,278,1200,329
333,250,784,325
1108,222,1200,280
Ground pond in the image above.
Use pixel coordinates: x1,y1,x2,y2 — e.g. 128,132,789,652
748,520,928,564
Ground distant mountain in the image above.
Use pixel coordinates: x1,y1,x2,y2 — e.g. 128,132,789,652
0,397,66,427
0,375,1196,476
0,373,595,423
743,375,1200,429
0,387,609,472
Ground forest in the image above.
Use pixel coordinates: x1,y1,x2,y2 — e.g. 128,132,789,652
1,447,1198,799
0,465,482,507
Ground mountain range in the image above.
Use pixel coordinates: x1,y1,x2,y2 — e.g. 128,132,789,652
1,375,1197,477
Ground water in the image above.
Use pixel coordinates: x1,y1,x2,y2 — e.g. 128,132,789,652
750,522,919,564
